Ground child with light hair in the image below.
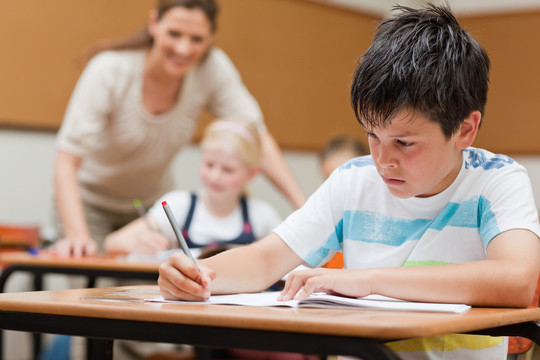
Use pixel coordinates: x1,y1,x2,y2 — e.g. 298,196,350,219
105,118,281,256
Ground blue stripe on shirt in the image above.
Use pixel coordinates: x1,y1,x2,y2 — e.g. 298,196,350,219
304,195,498,265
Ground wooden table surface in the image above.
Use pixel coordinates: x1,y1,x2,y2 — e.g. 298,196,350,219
0,251,160,273
0,285,539,340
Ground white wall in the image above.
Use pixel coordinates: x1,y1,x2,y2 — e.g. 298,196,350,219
1,128,540,239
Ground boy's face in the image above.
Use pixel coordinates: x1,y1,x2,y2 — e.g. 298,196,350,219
366,111,464,199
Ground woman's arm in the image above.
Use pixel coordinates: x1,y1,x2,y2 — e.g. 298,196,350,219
52,150,96,257
260,132,306,209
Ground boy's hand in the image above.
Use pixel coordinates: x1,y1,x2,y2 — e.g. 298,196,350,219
279,268,374,301
158,252,215,301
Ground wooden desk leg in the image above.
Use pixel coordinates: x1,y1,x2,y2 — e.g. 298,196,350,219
195,347,212,360
87,338,113,360
32,272,44,360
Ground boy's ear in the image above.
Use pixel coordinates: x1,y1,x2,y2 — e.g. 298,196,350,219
455,111,481,149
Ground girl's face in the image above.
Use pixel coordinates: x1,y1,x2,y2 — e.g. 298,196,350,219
148,6,213,78
200,149,256,202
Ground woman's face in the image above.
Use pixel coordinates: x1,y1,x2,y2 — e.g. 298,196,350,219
148,6,213,78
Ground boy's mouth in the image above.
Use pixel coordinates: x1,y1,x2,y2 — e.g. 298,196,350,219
381,175,405,186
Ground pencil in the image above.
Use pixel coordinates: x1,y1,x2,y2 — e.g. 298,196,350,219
133,199,154,231
161,201,200,271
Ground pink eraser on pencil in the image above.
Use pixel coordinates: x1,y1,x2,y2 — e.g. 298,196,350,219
162,201,168,206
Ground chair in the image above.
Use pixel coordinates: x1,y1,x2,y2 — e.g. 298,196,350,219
507,274,540,355
0,223,40,250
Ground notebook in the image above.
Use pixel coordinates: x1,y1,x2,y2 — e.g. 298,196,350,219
147,291,471,314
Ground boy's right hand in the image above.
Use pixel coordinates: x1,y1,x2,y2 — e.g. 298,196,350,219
158,252,214,301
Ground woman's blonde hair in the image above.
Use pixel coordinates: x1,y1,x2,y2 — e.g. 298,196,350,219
201,119,262,168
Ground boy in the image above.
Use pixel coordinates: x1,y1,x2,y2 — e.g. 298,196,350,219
158,5,540,359
319,135,368,179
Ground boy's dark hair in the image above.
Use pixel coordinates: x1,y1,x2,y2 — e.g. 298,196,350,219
350,4,490,138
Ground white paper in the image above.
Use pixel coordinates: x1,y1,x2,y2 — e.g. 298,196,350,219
147,291,471,314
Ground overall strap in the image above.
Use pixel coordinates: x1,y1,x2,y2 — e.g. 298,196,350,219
181,193,197,247
240,196,253,235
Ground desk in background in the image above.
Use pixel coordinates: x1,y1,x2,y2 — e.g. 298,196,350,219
0,252,160,360
0,251,160,291
0,285,540,360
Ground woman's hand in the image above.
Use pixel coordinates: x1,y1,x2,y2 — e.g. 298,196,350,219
158,252,215,301
50,236,98,257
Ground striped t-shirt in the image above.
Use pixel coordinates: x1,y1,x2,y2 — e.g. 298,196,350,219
275,147,540,360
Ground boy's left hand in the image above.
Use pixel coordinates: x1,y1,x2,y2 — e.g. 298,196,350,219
278,268,374,301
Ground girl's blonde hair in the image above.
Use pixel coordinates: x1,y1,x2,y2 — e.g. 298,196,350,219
201,119,262,168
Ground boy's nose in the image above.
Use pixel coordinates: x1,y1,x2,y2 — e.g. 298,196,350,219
376,147,398,168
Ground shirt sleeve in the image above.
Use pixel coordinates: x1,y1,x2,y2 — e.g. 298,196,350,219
480,163,540,247
200,48,266,132
274,170,347,267
56,52,120,157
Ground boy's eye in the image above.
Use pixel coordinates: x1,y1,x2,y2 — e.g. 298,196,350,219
168,30,181,38
366,132,378,140
397,140,414,147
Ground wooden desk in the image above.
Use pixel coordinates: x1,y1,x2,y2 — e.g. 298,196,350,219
0,285,539,360
0,251,159,291
0,252,160,360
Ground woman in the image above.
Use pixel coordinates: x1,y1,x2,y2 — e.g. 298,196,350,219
52,0,305,257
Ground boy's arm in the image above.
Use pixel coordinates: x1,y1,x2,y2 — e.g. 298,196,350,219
282,229,540,307
158,233,303,301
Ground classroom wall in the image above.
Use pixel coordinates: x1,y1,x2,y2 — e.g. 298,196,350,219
0,0,376,151
2,1,538,153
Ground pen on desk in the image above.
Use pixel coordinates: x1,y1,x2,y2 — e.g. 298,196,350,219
161,201,200,271
133,199,154,231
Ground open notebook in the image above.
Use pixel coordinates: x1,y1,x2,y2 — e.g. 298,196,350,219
147,291,471,314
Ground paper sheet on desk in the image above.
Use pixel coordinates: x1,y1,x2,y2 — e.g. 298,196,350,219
147,291,471,313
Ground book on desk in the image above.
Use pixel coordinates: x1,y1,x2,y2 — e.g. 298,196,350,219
147,290,471,314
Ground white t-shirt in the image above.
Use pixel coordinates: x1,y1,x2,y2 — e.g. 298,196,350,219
56,48,264,212
275,147,540,360
148,190,282,247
